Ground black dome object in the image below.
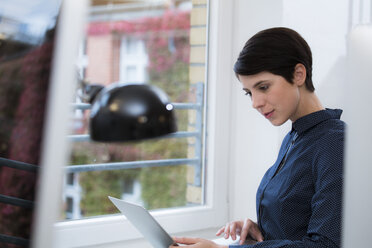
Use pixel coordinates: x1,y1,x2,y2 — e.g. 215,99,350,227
90,83,177,142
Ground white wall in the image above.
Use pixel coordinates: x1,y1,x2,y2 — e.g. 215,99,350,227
228,0,285,222
228,0,352,222
342,25,372,248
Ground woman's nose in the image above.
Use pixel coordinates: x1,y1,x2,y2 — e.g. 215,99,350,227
252,94,264,109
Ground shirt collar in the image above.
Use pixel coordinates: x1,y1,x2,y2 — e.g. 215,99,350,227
292,108,343,135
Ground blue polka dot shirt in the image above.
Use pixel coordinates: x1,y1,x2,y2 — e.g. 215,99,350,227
231,108,345,248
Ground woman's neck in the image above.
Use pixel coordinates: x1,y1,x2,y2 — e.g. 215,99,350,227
291,89,324,122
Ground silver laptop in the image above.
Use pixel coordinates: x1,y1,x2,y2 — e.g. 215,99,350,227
108,196,244,247
108,196,178,248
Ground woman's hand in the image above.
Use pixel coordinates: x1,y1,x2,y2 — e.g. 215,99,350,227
169,237,226,248
215,219,264,245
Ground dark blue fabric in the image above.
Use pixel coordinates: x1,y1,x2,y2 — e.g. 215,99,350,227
231,108,345,248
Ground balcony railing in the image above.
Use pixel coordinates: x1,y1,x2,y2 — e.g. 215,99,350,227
0,157,35,247
68,82,203,182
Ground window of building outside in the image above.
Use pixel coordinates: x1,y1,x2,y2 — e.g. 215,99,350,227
66,197,73,213
61,0,208,224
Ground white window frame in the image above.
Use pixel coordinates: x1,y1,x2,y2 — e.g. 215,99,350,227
119,36,148,84
53,0,235,247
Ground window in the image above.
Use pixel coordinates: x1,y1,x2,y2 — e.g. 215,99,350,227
54,0,232,246
66,173,74,185
66,197,73,214
121,178,143,205
64,0,204,219
122,178,134,195
120,37,148,83
0,0,61,244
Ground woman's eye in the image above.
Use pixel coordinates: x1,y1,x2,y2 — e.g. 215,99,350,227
244,91,252,97
259,85,269,91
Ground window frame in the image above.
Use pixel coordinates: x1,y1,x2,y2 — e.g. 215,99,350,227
53,0,235,246
119,36,148,84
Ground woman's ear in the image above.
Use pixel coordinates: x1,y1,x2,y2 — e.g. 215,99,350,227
293,63,306,86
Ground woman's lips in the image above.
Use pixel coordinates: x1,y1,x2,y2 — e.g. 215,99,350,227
264,110,274,119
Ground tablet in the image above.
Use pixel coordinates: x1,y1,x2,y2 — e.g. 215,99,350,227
108,196,177,248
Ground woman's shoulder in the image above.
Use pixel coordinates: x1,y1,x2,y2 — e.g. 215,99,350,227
299,117,345,161
310,116,345,139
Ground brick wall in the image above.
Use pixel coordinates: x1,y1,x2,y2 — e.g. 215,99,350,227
187,0,207,204
85,34,116,86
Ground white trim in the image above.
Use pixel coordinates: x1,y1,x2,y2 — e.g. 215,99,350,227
53,0,236,246
204,0,235,221
54,206,223,247
32,0,89,247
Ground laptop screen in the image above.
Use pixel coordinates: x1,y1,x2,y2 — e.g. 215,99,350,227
0,0,62,246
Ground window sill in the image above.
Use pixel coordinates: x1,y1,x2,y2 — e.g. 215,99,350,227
53,205,225,247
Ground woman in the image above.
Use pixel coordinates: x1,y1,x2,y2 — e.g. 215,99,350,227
170,27,344,248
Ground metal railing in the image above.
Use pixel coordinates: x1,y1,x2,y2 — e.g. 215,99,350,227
0,157,36,247
65,158,199,173
0,84,204,235
68,83,203,180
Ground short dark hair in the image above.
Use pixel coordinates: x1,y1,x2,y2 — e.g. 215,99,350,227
234,27,314,92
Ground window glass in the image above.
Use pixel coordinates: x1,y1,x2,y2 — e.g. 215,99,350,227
66,197,73,213
0,0,61,243
61,0,208,220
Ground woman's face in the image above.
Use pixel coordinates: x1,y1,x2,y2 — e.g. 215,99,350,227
239,71,302,126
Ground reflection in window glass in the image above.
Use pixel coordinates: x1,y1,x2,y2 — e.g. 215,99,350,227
62,0,207,220
0,0,61,244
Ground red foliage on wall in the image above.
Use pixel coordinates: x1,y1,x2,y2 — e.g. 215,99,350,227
87,10,190,75
88,10,190,35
